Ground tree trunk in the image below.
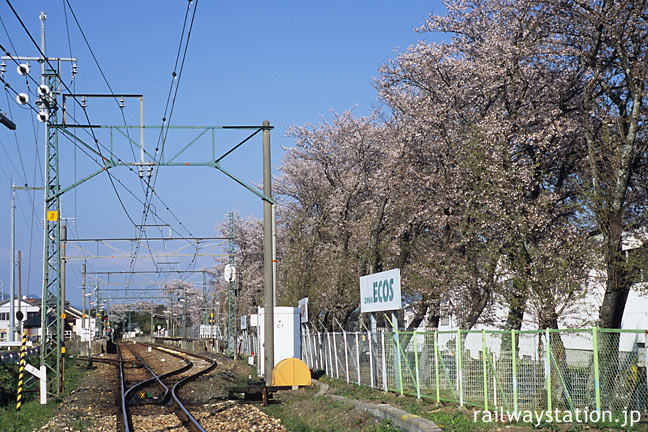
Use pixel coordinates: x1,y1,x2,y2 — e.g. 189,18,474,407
505,278,527,331
363,196,389,275
598,213,631,329
501,277,528,355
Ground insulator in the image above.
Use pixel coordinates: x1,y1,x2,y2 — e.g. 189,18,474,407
17,63,30,76
16,93,29,105
38,84,50,97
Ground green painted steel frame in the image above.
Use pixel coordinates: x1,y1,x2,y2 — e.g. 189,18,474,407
52,124,275,204
41,69,63,398
42,121,273,395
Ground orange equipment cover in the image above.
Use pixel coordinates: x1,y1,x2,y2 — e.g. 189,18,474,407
271,357,312,386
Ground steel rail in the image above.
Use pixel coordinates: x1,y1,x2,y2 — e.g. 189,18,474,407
119,342,191,432
139,342,218,430
139,342,217,432
122,343,191,404
119,342,214,432
118,345,131,432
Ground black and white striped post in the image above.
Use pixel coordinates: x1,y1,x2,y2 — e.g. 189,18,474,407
16,331,26,416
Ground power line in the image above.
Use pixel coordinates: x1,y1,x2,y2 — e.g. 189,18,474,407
129,0,199,290
3,1,140,230
60,0,204,291
5,2,213,305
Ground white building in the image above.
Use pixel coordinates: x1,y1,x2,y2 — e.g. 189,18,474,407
0,297,41,341
404,230,648,333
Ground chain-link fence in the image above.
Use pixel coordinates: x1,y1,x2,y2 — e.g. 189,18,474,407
301,328,648,414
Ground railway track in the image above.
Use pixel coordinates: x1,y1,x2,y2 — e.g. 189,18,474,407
117,341,216,432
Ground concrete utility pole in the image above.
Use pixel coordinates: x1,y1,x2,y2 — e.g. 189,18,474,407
10,185,44,342
272,203,277,307
82,264,86,329
263,120,275,380
18,250,22,336
227,212,237,354
182,286,187,338
202,272,207,326
10,184,16,342
61,225,67,349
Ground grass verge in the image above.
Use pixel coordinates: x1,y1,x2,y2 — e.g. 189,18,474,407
0,353,87,432
259,382,401,431
318,375,647,432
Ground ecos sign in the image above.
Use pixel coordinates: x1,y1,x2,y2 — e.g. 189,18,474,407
360,269,401,313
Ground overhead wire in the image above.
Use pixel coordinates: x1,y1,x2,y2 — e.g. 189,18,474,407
6,1,210,305
128,0,200,290
61,0,80,238
1,18,46,296
3,72,185,243
142,0,198,230
62,0,203,294
4,0,140,230
2,90,44,294
63,0,161,285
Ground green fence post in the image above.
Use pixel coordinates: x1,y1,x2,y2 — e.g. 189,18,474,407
592,327,601,414
385,313,404,396
545,328,552,411
482,329,488,410
457,329,464,406
414,331,421,399
512,329,518,414
434,330,440,403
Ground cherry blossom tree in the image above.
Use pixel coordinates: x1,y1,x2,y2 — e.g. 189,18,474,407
540,0,648,329
377,0,590,331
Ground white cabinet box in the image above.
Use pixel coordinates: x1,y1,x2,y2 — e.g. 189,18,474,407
257,307,301,376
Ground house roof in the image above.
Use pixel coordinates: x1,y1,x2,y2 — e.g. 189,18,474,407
0,297,41,308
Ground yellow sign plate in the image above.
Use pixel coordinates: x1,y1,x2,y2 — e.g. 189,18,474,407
61,313,66,319
47,210,58,221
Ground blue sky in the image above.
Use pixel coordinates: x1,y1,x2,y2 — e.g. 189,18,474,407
0,1,445,310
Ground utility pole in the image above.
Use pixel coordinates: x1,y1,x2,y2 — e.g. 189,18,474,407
61,225,67,355
227,212,237,354
18,250,22,336
202,271,207,326
81,264,86,329
1,12,76,397
263,120,274,380
182,286,187,338
10,185,44,342
272,203,277,307
10,184,15,342
210,296,216,350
